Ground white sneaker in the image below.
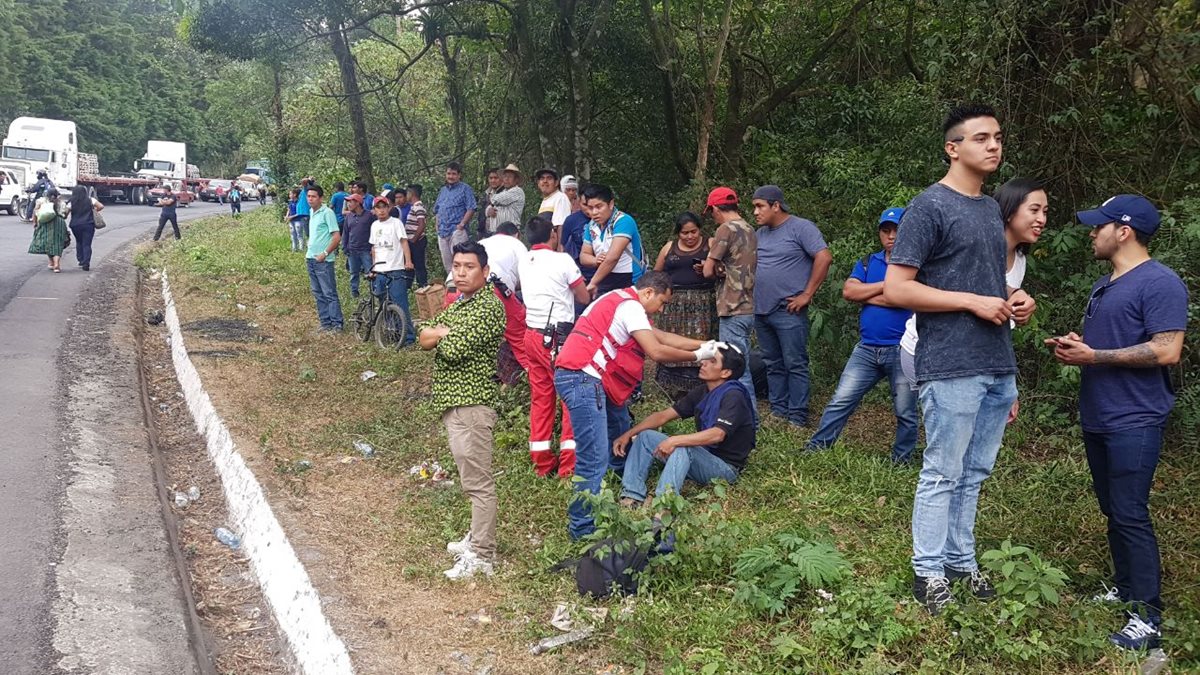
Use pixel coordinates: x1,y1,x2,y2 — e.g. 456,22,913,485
446,533,472,556
444,550,494,580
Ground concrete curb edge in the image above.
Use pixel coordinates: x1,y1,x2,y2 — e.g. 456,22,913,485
161,270,354,675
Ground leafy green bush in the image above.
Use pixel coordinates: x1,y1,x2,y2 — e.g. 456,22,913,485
810,584,917,655
732,533,851,617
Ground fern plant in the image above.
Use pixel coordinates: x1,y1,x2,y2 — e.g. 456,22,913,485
732,534,850,617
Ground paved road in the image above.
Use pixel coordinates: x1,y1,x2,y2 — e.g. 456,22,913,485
0,200,258,674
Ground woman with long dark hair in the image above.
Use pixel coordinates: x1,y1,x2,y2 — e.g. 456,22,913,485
66,185,103,271
28,188,70,272
652,211,718,392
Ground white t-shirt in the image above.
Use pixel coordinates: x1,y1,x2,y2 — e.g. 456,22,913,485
479,233,527,291
538,190,572,226
580,297,652,380
901,250,1027,355
369,217,408,272
520,246,583,329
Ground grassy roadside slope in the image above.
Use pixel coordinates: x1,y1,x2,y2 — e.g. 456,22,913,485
140,209,1200,674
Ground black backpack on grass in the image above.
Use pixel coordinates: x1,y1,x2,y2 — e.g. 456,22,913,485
575,537,651,599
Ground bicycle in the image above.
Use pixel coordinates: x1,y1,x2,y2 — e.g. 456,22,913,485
351,261,412,349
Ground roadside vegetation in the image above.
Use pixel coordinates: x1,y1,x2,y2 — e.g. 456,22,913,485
140,209,1200,673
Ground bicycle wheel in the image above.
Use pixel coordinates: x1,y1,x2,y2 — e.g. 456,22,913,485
375,303,408,350
352,295,377,342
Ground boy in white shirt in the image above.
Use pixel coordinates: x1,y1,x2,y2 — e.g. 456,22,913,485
368,198,416,344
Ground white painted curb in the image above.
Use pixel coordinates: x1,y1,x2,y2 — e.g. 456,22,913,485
161,271,354,675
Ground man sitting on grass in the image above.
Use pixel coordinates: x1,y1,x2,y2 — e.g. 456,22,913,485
612,343,756,506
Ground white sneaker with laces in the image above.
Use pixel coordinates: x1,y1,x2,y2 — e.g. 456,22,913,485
446,533,472,556
444,550,494,580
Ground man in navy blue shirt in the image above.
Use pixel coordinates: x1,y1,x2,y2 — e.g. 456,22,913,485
1048,194,1187,652
806,207,916,463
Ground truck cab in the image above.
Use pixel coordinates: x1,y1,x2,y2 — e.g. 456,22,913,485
1,117,79,190
134,140,187,183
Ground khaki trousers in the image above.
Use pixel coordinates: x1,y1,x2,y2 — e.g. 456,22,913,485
442,405,498,559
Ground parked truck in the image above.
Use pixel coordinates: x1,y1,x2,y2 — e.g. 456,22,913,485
0,117,159,205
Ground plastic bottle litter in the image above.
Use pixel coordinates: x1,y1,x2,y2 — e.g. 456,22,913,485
214,527,241,550
173,492,189,509
186,486,201,501
353,440,375,458
529,628,594,655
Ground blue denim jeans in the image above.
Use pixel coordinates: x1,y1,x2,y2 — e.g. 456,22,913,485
306,258,344,329
346,251,374,297
555,369,609,540
619,430,738,503
911,373,1017,577
807,342,918,462
719,314,757,397
755,307,810,425
1084,425,1163,621
288,219,306,251
373,270,416,345
606,399,631,475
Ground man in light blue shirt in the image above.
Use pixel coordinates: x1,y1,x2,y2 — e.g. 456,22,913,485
305,184,344,332
432,161,477,275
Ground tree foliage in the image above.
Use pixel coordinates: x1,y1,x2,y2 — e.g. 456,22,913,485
0,0,238,173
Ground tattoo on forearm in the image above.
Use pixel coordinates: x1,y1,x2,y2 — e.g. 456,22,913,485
1093,332,1181,367
1094,344,1158,366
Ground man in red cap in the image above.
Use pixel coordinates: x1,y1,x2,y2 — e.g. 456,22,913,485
702,187,757,395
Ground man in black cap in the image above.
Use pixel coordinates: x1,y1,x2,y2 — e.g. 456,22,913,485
751,184,832,428
1047,194,1187,651
535,168,571,227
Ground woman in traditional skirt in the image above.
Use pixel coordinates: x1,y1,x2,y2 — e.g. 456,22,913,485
28,188,69,273
652,211,717,394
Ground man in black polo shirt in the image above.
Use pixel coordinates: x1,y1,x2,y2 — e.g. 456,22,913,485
613,344,755,504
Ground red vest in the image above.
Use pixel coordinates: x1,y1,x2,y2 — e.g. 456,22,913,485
556,288,646,406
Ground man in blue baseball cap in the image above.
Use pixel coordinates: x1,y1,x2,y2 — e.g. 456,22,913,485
1046,194,1187,651
805,206,917,463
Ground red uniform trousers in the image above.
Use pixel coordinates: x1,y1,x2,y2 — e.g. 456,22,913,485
523,329,575,477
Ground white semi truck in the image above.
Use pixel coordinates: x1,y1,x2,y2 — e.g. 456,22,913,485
1,117,159,204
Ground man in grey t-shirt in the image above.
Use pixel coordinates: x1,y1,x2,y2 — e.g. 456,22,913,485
752,185,832,427
884,103,1033,616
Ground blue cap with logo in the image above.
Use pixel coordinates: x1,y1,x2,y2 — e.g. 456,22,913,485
1076,194,1161,236
878,206,905,227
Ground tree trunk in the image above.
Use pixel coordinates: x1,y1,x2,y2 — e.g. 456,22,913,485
557,0,616,179
511,0,555,166
693,0,735,184
639,0,690,182
438,37,468,160
268,62,290,185
329,25,374,191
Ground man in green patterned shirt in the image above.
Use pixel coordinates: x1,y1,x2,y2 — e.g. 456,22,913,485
418,241,506,579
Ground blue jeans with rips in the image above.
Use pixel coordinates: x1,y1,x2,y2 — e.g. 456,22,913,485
754,307,810,425
373,270,416,345
306,258,344,329
346,251,374,297
806,342,918,463
555,369,608,540
619,429,738,503
911,373,1016,578
1084,425,1164,622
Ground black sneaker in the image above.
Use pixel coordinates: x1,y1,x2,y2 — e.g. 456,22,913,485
1109,613,1161,651
946,567,996,600
913,575,954,616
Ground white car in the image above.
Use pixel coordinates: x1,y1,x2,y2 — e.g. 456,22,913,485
0,169,23,215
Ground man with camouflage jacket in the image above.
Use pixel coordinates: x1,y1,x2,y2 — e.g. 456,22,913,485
702,187,757,397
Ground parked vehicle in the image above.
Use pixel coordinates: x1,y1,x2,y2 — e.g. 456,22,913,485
148,181,194,207
0,117,157,204
199,178,231,202
0,168,22,215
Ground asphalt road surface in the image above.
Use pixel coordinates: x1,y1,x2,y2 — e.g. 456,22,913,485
0,199,258,674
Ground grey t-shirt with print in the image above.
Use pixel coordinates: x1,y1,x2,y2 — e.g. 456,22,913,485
888,182,1016,382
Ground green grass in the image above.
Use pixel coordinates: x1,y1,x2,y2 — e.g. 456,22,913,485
148,210,1200,674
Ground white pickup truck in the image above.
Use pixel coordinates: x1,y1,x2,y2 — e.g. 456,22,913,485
0,168,22,215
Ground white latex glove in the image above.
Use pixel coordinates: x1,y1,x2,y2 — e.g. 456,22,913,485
693,340,719,361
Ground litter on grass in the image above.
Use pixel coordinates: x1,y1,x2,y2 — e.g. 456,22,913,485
360,370,378,382
409,460,452,485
